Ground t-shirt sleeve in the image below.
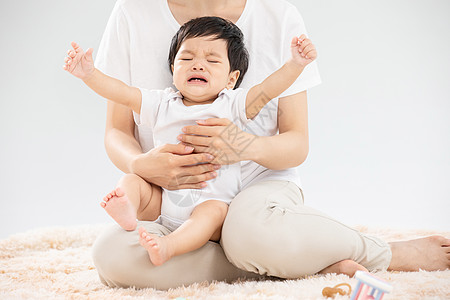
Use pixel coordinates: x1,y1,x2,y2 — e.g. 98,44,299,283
278,3,322,98
133,88,163,127
95,0,131,85
229,88,251,128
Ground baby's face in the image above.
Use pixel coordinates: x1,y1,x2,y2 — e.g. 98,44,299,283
172,36,239,104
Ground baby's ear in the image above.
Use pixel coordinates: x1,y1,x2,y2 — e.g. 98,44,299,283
171,64,174,73
227,70,240,89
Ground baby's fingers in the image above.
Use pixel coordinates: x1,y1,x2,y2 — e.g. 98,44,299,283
63,52,75,71
71,41,82,53
63,56,71,69
301,43,316,58
299,38,312,52
66,48,77,59
85,48,94,60
305,49,317,60
63,59,72,71
298,34,307,43
291,36,299,47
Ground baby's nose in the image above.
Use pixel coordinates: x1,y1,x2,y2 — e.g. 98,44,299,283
192,64,204,71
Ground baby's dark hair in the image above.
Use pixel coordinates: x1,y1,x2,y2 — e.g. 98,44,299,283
168,16,249,89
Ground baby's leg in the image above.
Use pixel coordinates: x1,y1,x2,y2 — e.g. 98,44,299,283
101,174,161,231
139,200,228,266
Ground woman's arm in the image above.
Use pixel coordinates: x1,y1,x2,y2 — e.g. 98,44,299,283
249,91,309,169
104,102,142,174
178,90,309,170
105,104,220,189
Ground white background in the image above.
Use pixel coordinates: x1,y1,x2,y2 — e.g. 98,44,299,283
0,0,449,239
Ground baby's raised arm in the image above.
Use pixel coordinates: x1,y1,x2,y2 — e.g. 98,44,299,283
63,42,142,114
245,34,317,119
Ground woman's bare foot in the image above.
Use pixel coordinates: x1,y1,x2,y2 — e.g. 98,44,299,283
100,187,137,231
138,227,174,266
319,259,368,277
388,235,450,271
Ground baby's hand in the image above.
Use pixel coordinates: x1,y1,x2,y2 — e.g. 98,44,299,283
63,42,94,80
290,34,317,67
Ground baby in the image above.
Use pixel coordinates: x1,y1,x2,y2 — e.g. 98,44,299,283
63,17,317,266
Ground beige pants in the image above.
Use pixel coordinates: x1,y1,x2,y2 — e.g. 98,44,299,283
92,180,391,290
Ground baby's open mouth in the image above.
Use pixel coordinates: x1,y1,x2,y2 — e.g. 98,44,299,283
188,78,207,82
187,75,208,83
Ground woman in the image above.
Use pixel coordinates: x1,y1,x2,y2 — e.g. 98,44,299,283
92,0,450,290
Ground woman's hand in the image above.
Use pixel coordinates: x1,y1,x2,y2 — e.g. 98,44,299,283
130,143,221,190
178,118,259,165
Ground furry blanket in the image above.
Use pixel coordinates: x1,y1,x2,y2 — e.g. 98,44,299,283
0,224,449,299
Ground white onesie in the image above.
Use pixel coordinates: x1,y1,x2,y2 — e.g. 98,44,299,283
135,87,250,231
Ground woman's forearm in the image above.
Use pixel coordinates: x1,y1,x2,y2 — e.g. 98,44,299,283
105,101,219,189
104,127,143,174
104,100,143,174
249,131,309,170
245,91,309,170
179,91,309,169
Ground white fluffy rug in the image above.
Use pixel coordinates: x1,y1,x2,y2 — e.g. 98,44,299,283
0,224,449,299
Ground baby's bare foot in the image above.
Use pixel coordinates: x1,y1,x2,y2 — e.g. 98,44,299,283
388,235,450,271
138,227,173,266
101,187,137,231
319,259,368,277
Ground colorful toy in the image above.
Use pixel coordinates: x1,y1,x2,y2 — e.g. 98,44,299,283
350,271,393,300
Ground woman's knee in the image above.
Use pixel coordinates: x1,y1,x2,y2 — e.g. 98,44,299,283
92,224,157,288
220,181,310,276
92,225,134,287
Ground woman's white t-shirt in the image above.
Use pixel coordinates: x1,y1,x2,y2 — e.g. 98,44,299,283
95,0,321,190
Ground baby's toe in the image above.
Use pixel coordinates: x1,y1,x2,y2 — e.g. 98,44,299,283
138,227,147,235
115,187,125,197
148,240,157,247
